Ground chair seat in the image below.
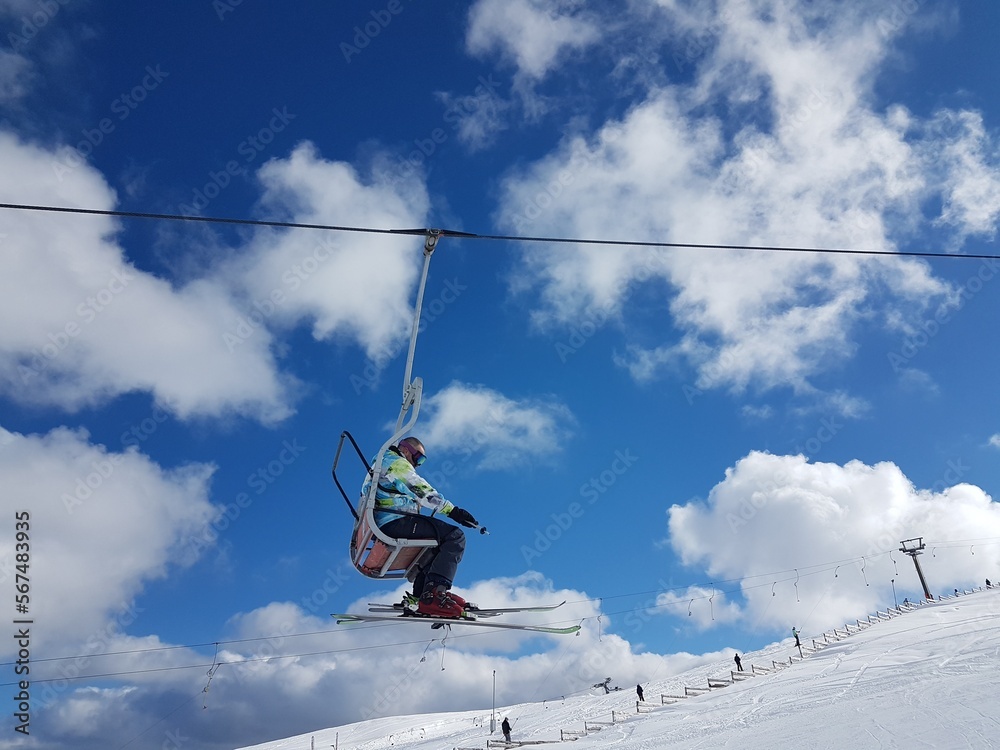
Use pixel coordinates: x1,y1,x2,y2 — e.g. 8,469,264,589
351,505,437,579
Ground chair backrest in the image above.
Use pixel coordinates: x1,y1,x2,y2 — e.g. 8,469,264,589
334,430,438,580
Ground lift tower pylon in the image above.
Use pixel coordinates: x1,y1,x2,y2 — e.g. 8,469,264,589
899,537,933,600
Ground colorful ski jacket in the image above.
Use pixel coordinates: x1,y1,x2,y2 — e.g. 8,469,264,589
363,447,455,527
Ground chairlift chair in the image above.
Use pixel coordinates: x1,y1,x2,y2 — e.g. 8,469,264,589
331,231,443,581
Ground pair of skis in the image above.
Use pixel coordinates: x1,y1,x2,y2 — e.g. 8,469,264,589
332,600,581,635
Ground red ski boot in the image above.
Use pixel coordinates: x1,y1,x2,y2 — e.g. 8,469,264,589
417,585,464,618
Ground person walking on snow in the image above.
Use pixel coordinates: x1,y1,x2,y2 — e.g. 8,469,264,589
636,684,644,702
501,717,512,743
734,653,743,671
363,436,479,618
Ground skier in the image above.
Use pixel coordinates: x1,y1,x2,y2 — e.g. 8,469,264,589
792,627,801,648
636,684,644,702
501,717,512,743
363,436,479,618
734,653,743,672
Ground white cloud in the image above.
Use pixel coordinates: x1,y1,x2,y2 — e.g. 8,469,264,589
466,0,600,82
0,48,31,103
0,134,433,422
435,82,512,152
494,1,998,407
666,451,1000,632
417,381,576,469
225,141,431,361
926,110,1000,241
0,425,218,653
0,131,294,421
988,434,1000,449
656,584,742,628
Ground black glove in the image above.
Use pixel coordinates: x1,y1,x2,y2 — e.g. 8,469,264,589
448,507,478,528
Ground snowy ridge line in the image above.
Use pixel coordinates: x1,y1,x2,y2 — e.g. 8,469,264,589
537,589,992,747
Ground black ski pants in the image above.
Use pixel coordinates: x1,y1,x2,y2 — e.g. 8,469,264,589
379,514,465,592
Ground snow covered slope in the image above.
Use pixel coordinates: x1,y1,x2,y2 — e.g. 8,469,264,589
237,590,1000,749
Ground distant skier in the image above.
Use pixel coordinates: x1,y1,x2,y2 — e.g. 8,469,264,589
792,627,801,648
363,436,479,618
594,677,612,694
501,717,512,743
734,653,743,672
636,684,644,702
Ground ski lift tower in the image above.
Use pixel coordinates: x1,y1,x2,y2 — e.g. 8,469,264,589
899,537,933,600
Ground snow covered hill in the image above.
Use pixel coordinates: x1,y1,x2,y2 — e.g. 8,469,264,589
237,590,1000,750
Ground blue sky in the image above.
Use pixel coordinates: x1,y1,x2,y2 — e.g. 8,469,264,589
1,1,1000,748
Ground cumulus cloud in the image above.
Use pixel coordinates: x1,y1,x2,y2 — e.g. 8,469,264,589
0,425,218,652
925,110,1000,241
495,0,999,410
418,381,576,469
0,48,31,103
466,0,600,82
222,141,431,361
988,434,1000,449
0,131,292,421
435,80,513,152
0,134,432,422
665,451,1000,633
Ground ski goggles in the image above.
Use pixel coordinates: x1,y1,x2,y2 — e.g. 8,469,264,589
402,443,426,466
